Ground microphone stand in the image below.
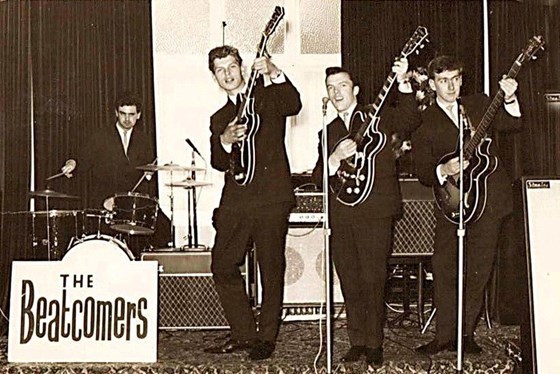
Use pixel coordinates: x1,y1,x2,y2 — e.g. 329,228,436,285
456,101,466,373
321,101,333,374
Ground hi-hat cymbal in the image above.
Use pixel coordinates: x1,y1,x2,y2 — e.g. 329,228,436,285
136,163,205,172
165,180,213,188
29,189,80,199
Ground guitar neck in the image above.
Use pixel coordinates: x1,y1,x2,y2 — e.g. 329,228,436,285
466,60,522,158
352,71,397,143
236,34,269,119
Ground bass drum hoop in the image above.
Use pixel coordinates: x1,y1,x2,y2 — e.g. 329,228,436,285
66,234,134,260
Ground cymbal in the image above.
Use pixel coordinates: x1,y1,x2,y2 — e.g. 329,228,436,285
136,163,205,172
29,189,80,199
165,180,213,188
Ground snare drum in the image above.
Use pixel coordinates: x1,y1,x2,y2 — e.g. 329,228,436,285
65,234,134,261
30,210,84,260
110,192,158,235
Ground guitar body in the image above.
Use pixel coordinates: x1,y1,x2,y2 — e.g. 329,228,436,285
230,97,260,185
331,113,387,206
433,138,498,224
327,26,429,206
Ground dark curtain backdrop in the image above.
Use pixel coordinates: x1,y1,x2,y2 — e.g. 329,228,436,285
342,0,484,108
0,1,33,336
0,0,155,334
31,0,157,209
342,0,558,178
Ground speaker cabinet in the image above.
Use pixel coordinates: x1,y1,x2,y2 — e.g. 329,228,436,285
256,227,344,305
522,177,560,373
141,251,247,330
393,179,435,256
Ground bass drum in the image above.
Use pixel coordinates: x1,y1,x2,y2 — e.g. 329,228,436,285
65,234,134,261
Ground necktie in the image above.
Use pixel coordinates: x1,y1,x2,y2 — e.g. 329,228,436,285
342,112,350,130
122,129,129,154
446,105,458,127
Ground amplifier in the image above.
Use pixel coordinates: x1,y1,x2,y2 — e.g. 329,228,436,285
393,178,435,256
141,251,248,329
290,192,324,223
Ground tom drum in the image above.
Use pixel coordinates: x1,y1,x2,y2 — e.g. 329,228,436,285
109,192,158,235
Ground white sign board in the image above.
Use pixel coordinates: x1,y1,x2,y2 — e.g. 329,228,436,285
8,236,159,363
524,178,560,373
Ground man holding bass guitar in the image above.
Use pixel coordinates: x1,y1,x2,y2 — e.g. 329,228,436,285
412,55,522,355
205,45,302,360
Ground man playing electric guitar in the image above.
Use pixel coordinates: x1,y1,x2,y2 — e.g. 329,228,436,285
205,45,302,360
412,55,522,355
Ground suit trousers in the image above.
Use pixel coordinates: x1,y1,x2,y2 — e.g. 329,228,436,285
331,216,393,348
211,203,292,343
432,211,505,343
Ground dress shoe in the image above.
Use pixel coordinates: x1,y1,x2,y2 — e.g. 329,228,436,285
415,339,456,355
204,338,254,354
249,340,275,360
464,336,482,354
365,347,383,367
341,345,366,362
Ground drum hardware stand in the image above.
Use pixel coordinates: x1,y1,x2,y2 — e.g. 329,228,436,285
182,150,206,250
167,168,176,248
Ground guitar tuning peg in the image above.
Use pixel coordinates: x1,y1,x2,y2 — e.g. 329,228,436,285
531,55,537,60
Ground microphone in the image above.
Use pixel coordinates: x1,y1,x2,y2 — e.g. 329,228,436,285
61,159,76,178
322,97,329,116
185,138,203,159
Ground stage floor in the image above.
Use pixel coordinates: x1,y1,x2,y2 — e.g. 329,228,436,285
0,314,520,373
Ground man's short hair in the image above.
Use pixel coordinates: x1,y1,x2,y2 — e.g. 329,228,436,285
325,66,358,87
208,45,243,73
115,91,142,112
427,55,464,79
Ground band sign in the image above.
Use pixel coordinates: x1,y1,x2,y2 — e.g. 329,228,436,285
8,239,158,362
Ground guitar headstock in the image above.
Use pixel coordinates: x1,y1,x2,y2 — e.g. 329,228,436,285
516,35,545,66
400,26,429,58
263,6,285,38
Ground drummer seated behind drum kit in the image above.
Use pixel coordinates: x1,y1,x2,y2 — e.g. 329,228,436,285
30,161,209,261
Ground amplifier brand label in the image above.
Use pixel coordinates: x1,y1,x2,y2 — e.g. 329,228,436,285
527,181,550,189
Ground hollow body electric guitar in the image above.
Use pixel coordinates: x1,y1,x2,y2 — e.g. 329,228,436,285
228,6,284,186
434,35,545,224
331,26,429,206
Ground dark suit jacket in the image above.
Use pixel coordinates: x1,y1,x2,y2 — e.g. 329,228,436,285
210,77,302,211
411,93,522,220
81,124,155,209
311,94,417,222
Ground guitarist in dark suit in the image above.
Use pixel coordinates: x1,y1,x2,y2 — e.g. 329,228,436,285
311,62,416,367
412,55,522,355
204,45,302,360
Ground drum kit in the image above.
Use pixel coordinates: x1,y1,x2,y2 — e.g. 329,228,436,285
29,162,211,261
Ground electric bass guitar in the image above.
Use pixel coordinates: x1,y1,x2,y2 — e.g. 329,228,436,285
434,35,545,224
331,26,429,206
229,6,284,186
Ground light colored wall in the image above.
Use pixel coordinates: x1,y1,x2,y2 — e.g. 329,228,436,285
151,0,341,248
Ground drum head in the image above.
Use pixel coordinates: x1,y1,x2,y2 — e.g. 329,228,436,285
65,235,134,261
